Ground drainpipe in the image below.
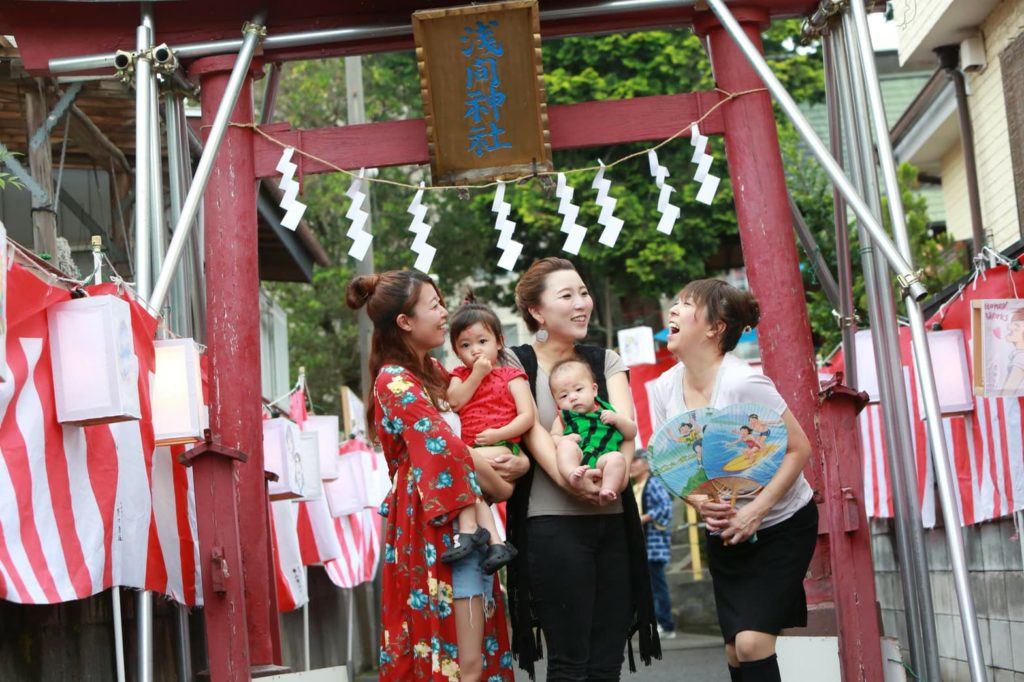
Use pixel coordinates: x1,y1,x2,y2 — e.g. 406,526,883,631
935,45,986,257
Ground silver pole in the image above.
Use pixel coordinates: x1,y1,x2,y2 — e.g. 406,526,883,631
821,35,857,387
164,91,189,336
173,95,207,341
704,0,926,301
96,237,127,682
133,22,153,299
136,8,155,682
346,55,375,399
848,3,987,679
149,15,266,312
303,567,311,671
346,590,355,682
836,21,937,679
174,604,193,682
149,72,166,277
49,0,701,74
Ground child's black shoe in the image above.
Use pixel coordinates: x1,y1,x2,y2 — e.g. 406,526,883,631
480,542,518,575
441,527,490,564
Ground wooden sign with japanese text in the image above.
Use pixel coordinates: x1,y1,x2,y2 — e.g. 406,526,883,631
412,0,552,185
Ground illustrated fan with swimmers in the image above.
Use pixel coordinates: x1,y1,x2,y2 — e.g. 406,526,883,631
646,403,787,504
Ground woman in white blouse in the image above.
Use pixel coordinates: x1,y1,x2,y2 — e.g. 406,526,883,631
648,279,817,682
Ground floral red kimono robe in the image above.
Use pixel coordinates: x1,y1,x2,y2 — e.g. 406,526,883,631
374,365,513,681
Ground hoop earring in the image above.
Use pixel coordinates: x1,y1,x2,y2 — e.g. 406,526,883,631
535,327,549,343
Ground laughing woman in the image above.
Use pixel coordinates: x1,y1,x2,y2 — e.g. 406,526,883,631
346,270,526,682
649,279,817,682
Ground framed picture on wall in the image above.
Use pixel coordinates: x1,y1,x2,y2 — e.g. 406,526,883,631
971,299,1024,397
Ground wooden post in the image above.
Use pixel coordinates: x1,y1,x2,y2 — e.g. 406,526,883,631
24,79,57,257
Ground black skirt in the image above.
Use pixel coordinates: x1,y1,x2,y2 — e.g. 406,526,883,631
706,500,818,642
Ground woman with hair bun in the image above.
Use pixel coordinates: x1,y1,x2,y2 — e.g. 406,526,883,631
648,279,817,682
345,270,525,682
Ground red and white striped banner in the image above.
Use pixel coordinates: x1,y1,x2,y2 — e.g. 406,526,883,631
0,264,200,605
850,262,1024,526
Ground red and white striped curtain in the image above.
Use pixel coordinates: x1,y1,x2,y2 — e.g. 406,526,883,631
850,262,1024,526
0,263,200,605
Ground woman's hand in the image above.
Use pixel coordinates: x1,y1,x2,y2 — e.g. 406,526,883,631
487,450,531,483
719,504,766,546
694,499,735,534
560,468,603,504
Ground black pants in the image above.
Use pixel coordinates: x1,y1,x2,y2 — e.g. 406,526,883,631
527,514,633,681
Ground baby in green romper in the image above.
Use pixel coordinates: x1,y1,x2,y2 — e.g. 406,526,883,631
549,359,637,505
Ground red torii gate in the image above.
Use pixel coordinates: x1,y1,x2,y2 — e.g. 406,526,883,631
2,1,883,680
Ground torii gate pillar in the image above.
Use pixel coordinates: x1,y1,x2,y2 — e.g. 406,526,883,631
696,8,884,680
191,54,284,678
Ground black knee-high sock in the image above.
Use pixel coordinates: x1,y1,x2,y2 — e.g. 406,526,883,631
739,654,781,682
728,664,743,682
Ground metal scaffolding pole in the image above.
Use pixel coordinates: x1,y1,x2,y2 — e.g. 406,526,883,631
821,35,858,387
133,20,153,300
848,2,987,679
834,20,937,679
149,15,266,312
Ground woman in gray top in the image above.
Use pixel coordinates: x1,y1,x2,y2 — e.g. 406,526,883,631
503,257,659,681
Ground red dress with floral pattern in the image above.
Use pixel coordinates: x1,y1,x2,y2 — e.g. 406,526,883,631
374,365,513,681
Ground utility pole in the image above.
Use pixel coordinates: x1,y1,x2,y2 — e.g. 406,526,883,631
345,56,375,400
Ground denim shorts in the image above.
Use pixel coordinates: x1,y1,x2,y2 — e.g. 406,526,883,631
450,545,493,599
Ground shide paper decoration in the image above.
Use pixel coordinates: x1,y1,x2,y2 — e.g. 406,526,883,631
592,159,624,247
647,149,680,235
275,147,308,230
490,181,522,271
345,170,372,261
555,172,587,256
406,182,437,273
690,124,721,205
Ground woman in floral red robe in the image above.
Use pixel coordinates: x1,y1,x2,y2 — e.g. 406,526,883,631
347,270,525,681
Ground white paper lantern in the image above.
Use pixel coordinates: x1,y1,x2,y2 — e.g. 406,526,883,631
47,294,141,425
295,431,322,501
264,418,304,501
325,440,371,517
303,415,340,480
152,339,204,445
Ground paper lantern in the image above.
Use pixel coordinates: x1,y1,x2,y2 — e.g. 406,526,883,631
294,431,322,501
47,294,141,425
152,339,204,445
854,328,973,414
264,418,305,501
303,415,340,480
325,440,371,517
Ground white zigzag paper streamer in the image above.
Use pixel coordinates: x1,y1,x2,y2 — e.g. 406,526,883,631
490,182,522,271
591,160,624,247
275,147,308,231
406,182,436,273
690,124,721,205
555,173,587,255
647,150,680,235
344,171,372,261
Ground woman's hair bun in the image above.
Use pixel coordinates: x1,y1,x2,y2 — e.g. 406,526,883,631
345,274,381,310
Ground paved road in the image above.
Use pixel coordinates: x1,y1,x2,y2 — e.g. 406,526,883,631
514,633,730,681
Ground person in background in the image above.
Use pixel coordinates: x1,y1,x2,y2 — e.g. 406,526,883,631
630,453,677,640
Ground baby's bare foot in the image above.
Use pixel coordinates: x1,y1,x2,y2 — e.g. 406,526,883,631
569,466,589,489
599,488,618,505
